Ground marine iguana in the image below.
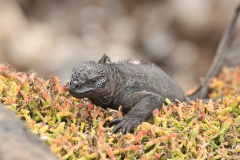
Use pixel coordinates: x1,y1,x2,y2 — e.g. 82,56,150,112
68,6,240,134
69,55,188,133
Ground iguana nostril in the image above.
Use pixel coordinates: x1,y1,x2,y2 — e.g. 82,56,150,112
68,81,79,90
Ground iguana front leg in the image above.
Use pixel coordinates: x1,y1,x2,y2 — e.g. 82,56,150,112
109,91,164,134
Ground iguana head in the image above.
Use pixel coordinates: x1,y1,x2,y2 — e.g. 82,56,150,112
68,61,110,98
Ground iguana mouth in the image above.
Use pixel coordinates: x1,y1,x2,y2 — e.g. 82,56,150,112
69,88,93,98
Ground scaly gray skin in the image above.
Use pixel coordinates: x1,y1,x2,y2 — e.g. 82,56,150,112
68,54,188,134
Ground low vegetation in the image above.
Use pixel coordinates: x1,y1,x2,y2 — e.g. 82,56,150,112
1,63,240,160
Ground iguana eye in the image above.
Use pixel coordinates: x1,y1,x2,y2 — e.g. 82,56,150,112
90,79,96,83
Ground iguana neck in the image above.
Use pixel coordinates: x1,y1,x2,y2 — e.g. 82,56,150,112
110,65,127,99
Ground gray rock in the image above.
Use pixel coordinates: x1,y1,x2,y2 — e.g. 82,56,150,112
0,105,59,160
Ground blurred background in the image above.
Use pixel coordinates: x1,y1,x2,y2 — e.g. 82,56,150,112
0,0,240,92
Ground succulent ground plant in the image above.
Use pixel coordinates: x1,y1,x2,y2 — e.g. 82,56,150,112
1,63,240,160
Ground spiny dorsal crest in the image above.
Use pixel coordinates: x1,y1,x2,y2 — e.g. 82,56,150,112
98,54,111,64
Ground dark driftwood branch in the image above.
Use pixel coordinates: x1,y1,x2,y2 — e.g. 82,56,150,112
189,4,240,99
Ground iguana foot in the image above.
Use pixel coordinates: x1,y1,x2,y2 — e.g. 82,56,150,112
109,116,143,134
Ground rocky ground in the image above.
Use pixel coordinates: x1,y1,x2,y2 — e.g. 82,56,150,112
0,105,58,160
